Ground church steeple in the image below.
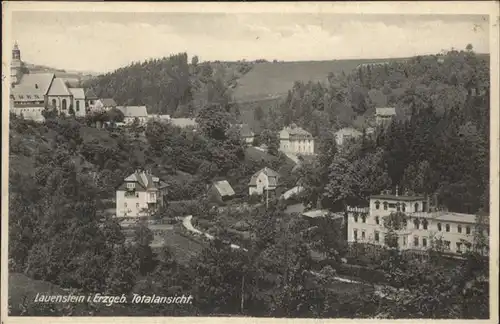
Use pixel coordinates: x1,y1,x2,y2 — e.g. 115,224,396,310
11,41,23,86
13,41,21,60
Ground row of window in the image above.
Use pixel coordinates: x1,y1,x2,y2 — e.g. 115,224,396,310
124,203,140,208
16,108,43,113
11,94,42,100
352,214,472,234
374,201,425,212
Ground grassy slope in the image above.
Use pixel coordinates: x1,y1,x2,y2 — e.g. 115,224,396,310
232,58,409,102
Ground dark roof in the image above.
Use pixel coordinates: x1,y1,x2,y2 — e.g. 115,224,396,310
101,98,117,107
248,167,280,186
370,195,425,202
117,170,168,192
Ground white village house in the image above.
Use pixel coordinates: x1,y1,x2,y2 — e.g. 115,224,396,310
116,169,168,218
248,167,280,196
335,127,363,147
279,124,315,156
117,106,149,125
375,107,397,126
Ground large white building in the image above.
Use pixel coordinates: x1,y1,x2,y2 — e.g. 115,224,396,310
279,124,315,155
116,170,168,218
347,191,489,255
335,127,363,147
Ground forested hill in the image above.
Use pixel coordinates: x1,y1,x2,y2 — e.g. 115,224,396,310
283,46,490,215
83,53,254,117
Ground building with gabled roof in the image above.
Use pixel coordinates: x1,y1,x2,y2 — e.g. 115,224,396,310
248,167,280,196
375,107,397,126
335,127,363,147
117,105,149,125
9,43,92,120
208,180,236,205
116,169,168,218
279,124,315,156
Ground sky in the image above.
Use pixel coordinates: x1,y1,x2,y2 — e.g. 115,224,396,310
10,12,490,73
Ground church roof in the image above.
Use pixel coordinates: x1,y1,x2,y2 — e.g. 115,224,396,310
47,77,72,96
69,88,85,99
11,73,55,100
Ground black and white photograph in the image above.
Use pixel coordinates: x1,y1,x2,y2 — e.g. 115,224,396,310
2,1,499,322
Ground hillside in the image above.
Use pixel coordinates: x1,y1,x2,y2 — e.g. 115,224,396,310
232,58,410,102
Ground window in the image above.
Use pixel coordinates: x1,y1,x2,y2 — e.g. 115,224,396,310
375,201,380,210
10,95,14,100
445,224,450,232
414,203,419,212
375,216,380,225
396,203,401,212
361,214,367,223
127,183,135,189
444,241,451,250
414,236,419,247
403,236,407,246
466,226,471,235
136,203,139,208
383,202,388,210
457,225,462,233
374,231,380,242
76,101,80,112
402,203,406,212
35,95,39,99
361,231,366,240
422,219,428,230
149,193,155,200
26,95,32,99
456,242,462,253
52,99,57,108
437,223,442,231
62,99,67,110
354,214,358,222
135,192,139,198
414,218,420,229
388,203,396,208
422,238,427,247
19,95,24,99
353,229,358,241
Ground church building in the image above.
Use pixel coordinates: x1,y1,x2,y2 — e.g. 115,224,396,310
9,42,91,121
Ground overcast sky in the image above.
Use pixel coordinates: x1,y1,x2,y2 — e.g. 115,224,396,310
11,12,489,73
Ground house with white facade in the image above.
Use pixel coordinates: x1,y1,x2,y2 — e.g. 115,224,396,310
248,167,280,196
117,106,149,125
116,169,168,218
346,190,489,256
335,127,363,147
69,88,86,117
375,107,397,126
279,124,315,156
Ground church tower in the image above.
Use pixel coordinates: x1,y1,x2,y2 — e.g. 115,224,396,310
10,42,23,86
